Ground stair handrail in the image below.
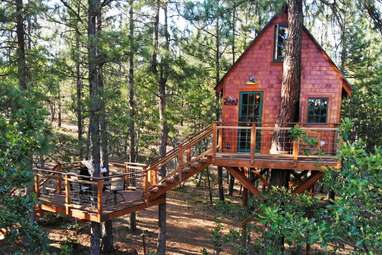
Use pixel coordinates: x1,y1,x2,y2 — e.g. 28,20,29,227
143,125,213,172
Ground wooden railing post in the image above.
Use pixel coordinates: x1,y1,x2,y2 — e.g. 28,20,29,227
144,169,149,193
34,174,40,198
153,167,158,185
178,144,184,181
64,175,70,215
218,125,223,150
212,122,217,160
293,139,299,160
97,179,104,215
250,124,256,163
186,147,191,162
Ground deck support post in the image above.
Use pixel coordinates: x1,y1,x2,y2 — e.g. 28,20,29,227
241,179,248,248
250,124,256,163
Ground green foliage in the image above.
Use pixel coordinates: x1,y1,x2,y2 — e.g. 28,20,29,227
342,13,382,150
0,83,50,253
325,141,382,253
249,139,382,253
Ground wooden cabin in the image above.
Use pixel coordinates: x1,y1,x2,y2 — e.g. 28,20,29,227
213,9,351,170
34,10,350,223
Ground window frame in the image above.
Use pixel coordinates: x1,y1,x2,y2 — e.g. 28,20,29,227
273,24,288,62
306,97,329,124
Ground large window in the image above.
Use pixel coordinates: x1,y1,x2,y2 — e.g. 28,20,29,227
307,98,328,123
274,24,288,61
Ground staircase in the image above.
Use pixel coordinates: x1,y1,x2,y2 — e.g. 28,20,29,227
141,125,213,201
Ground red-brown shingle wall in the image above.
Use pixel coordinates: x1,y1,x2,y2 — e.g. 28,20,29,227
220,14,343,127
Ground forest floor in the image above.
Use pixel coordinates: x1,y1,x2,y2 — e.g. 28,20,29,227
43,178,246,255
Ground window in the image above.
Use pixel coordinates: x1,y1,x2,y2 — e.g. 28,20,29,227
307,98,328,123
274,24,288,61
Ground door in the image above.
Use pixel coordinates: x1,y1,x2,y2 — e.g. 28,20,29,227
238,91,263,152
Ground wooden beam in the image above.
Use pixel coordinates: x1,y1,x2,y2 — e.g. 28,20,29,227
214,158,339,171
225,167,262,198
292,171,324,194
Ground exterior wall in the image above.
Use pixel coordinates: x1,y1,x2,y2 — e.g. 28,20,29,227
221,14,343,126
219,13,344,154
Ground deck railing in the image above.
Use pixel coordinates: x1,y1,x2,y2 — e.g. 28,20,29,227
142,125,213,194
213,122,340,163
34,162,145,215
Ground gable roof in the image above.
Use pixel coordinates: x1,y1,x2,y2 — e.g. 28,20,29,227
214,12,352,96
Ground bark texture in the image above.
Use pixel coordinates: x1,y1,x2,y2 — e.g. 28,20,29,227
16,0,27,90
88,0,101,253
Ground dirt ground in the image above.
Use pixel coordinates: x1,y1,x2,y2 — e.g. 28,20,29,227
43,177,244,255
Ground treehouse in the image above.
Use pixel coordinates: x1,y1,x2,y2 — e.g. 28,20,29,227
213,10,351,171
34,9,350,223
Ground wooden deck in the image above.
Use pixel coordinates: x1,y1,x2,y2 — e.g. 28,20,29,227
36,189,164,223
34,123,341,222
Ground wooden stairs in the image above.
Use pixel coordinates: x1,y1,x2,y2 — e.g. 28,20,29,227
145,156,212,201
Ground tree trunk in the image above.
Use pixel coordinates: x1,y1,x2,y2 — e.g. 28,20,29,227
228,175,235,196
90,222,102,255
232,3,236,65
88,0,102,253
241,186,248,248
215,4,225,203
151,1,168,252
75,1,83,159
270,0,303,251
363,1,382,36
96,9,113,252
206,168,213,205
158,0,169,177
128,0,138,231
16,0,27,90
157,199,166,255
128,0,137,163
217,166,224,202
58,90,62,127
130,212,137,232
